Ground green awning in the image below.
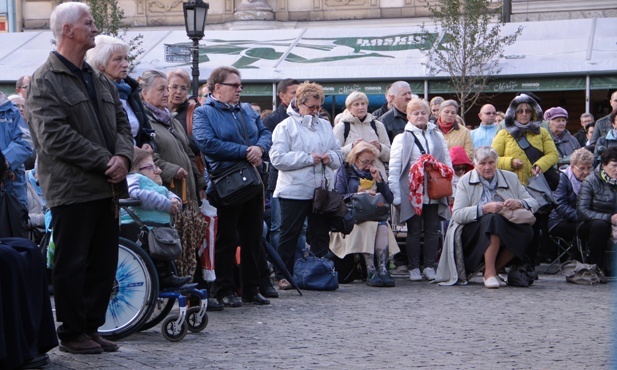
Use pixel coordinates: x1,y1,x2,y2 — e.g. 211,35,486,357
429,77,588,94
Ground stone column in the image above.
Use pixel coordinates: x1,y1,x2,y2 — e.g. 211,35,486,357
234,0,274,20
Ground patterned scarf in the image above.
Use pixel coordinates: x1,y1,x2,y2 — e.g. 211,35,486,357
601,169,617,186
353,164,375,190
478,174,498,206
505,120,541,140
408,154,454,215
143,101,172,126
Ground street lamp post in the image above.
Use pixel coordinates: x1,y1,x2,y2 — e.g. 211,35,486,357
183,0,209,98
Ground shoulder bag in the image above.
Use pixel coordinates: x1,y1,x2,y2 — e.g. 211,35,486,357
526,173,555,214
515,135,560,191
410,133,453,200
312,164,346,217
351,192,389,224
124,206,182,261
293,249,339,291
208,110,263,207
498,208,536,225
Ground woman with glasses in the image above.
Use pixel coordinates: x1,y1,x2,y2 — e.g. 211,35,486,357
333,91,391,179
167,69,192,128
138,70,205,203
330,141,399,287
389,98,452,282
270,82,343,278
120,147,191,289
548,148,594,245
492,93,559,266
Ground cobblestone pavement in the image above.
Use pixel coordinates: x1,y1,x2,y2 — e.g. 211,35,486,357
45,269,613,369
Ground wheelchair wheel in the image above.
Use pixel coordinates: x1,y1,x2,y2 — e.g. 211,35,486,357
186,307,208,333
139,297,175,331
161,316,188,342
100,238,158,340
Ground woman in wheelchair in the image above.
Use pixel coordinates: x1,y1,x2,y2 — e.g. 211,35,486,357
548,148,594,243
577,146,617,276
120,147,191,289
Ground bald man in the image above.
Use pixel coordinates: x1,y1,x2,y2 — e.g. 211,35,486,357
470,104,500,148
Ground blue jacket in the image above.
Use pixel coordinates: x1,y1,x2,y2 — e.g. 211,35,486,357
334,163,393,204
192,96,272,193
548,171,578,231
0,97,33,208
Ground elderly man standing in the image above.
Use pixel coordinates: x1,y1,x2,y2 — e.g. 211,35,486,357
26,2,133,354
470,104,499,148
379,81,412,143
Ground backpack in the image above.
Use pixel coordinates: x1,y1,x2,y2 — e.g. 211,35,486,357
343,120,378,144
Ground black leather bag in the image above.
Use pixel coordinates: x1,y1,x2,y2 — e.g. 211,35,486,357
148,226,183,261
351,192,389,224
210,161,263,207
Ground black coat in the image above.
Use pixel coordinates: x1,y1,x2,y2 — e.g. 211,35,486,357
577,169,617,223
548,171,578,231
379,107,407,144
125,76,155,148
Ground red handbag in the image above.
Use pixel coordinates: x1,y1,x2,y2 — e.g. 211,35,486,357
425,163,452,200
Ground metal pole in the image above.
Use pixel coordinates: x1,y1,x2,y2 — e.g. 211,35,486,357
191,38,200,98
585,75,590,113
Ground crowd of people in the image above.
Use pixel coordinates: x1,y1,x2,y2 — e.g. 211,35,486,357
1,2,615,367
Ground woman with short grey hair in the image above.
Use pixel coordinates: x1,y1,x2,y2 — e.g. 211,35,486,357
86,35,154,148
435,146,539,288
436,99,473,160
333,91,391,179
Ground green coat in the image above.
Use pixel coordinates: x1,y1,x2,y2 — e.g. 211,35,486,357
26,52,133,208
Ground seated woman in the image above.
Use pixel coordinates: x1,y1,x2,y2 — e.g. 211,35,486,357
577,146,617,276
120,147,191,289
548,148,594,243
330,141,399,287
435,146,539,288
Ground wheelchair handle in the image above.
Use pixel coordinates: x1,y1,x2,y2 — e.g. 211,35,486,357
119,199,142,207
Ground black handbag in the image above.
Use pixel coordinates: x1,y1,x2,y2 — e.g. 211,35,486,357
351,192,389,224
293,249,339,291
209,161,262,207
312,165,345,217
148,226,183,261
207,110,263,207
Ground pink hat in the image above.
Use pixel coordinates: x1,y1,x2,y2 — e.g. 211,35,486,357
544,107,568,121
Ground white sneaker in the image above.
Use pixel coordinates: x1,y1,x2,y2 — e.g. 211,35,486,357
409,268,423,281
423,267,436,281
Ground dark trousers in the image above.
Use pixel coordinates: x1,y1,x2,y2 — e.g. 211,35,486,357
406,204,440,270
278,198,331,275
579,219,611,270
51,198,119,341
211,193,264,298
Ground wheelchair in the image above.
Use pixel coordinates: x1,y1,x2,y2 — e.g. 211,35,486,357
95,199,209,342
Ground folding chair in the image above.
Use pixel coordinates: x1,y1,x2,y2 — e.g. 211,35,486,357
544,223,586,274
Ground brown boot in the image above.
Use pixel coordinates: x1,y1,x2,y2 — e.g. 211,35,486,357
88,332,119,352
59,334,103,354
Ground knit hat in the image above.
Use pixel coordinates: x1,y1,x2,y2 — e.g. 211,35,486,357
543,107,568,121
449,146,474,170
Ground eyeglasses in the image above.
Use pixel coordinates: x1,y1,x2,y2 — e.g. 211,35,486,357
453,165,468,172
482,112,496,115
516,109,533,114
302,103,322,111
359,159,375,166
198,94,208,98
18,85,28,89
219,82,243,89
573,165,592,173
138,164,160,172
169,85,189,92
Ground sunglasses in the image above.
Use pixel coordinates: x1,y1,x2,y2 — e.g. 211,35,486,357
219,82,243,89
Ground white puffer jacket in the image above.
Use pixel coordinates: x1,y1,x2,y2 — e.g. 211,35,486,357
270,102,342,200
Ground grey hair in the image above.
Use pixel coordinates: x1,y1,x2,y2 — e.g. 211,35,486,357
580,112,594,121
138,70,167,92
166,69,191,87
430,96,444,107
389,81,411,97
570,148,594,166
473,146,499,165
85,35,129,71
439,99,459,113
345,91,368,109
50,2,90,41
15,76,29,90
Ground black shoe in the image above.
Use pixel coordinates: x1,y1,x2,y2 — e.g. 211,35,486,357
367,272,384,287
242,292,270,305
218,294,242,307
160,274,191,289
19,354,49,369
260,284,279,298
379,272,396,287
206,298,224,311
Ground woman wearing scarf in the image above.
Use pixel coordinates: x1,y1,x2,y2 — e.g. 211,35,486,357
270,82,343,279
389,98,452,282
435,146,538,287
436,100,473,161
138,70,205,203
85,35,154,148
548,148,594,243
577,146,617,276
330,141,399,287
